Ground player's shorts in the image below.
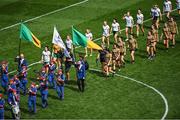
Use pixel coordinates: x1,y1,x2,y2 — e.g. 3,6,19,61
67,48,71,52
137,23,143,26
100,57,106,63
126,25,133,29
120,52,124,56
153,16,159,21
108,64,112,67
113,31,118,36
164,8,171,13
170,30,176,34
57,52,64,59
43,62,49,68
150,43,154,47
103,33,110,37
177,3,180,10
52,53,58,59
65,61,72,73
130,49,135,52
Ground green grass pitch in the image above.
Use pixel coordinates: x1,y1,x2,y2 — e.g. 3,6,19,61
0,0,180,119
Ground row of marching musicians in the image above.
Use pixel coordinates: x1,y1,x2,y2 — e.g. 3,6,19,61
0,53,87,119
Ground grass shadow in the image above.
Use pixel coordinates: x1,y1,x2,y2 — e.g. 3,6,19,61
36,102,42,107
136,53,147,59
48,94,59,100
65,85,79,92
124,59,131,64
67,80,77,86
175,40,180,44
88,69,104,77
136,49,147,59
156,46,166,51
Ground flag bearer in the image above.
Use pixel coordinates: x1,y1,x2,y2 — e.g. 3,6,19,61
65,50,74,83
75,55,86,92
18,53,28,72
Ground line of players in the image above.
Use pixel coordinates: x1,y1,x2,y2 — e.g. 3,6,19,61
97,0,179,75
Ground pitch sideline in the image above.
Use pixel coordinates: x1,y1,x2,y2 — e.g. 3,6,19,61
90,68,168,120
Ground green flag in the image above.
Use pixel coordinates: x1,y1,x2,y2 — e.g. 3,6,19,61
20,23,33,42
72,27,102,50
72,27,87,47
20,23,41,48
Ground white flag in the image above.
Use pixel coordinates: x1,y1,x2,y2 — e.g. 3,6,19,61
52,26,71,58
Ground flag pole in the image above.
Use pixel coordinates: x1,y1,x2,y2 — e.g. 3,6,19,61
72,25,77,62
18,21,22,71
51,26,55,61
18,37,22,58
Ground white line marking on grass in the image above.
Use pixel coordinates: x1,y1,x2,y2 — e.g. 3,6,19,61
90,68,168,120
9,61,41,74
0,0,89,32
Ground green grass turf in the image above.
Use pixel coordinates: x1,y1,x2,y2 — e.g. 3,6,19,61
0,0,180,119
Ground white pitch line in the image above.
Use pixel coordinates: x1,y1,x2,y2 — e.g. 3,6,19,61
90,68,168,120
0,0,89,32
9,61,41,74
